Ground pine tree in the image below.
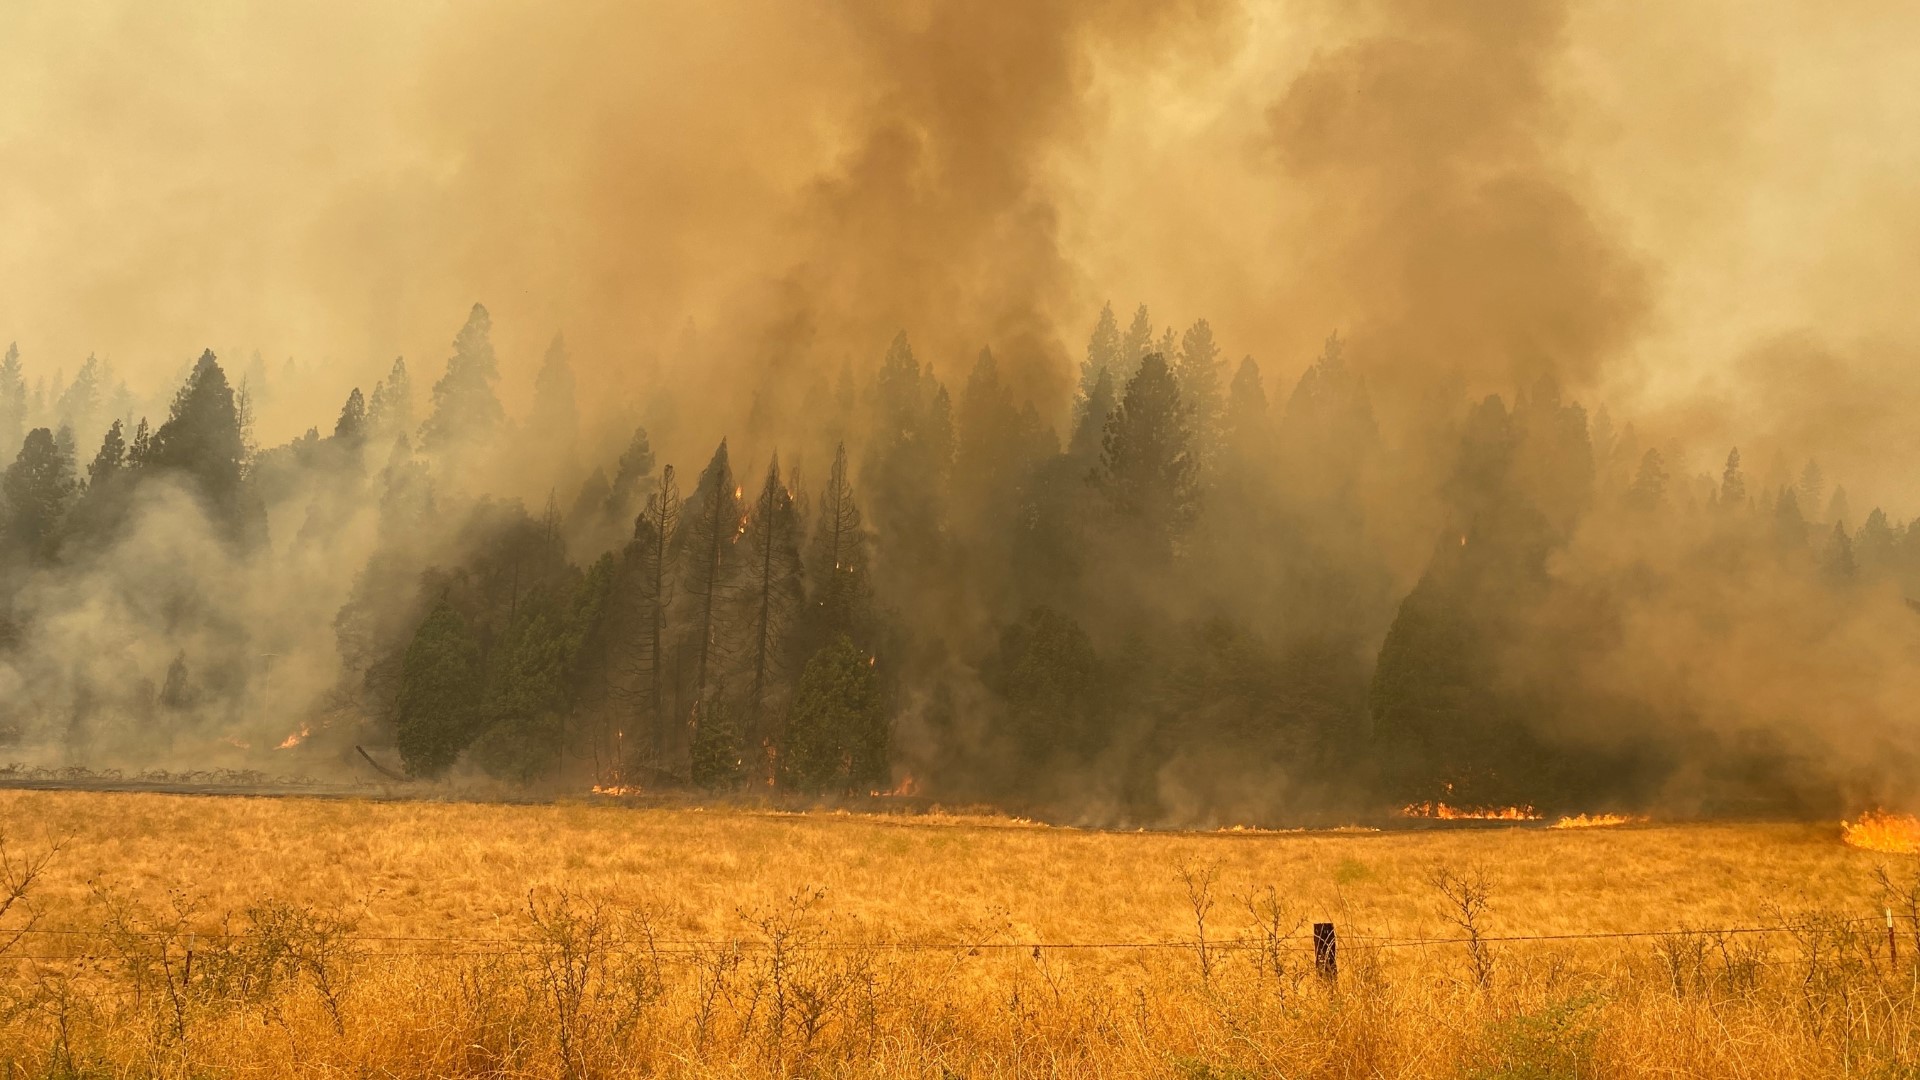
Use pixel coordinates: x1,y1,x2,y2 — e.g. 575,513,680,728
333,388,367,443
1117,304,1153,386
1223,356,1269,464
1100,353,1198,558
0,343,25,458
689,696,745,790
1774,486,1808,550
393,598,486,778
1825,486,1851,530
531,333,580,452
806,443,871,648
739,455,805,759
55,356,104,447
624,464,680,764
1719,447,1747,508
1798,460,1825,515
1068,368,1116,463
604,426,656,527
421,304,506,454
954,348,1028,516
780,635,887,795
148,350,248,523
3,427,77,560
1858,508,1898,575
86,420,127,489
676,440,741,746
1822,521,1857,583
368,357,413,435
863,332,950,599
1175,319,1224,469
1077,303,1122,420
1628,448,1667,509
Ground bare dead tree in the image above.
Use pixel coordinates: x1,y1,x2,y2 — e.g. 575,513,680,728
1429,864,1495,988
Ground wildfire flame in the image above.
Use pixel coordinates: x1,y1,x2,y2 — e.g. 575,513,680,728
1550,813,1646,829
275,724,310,750
1400,801,1541,821
870,773,918,798
591,784,642,796
1843,811,1920,854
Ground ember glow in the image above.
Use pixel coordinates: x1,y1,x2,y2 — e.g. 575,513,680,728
1400,802,1542,822
1550,813,1647,829
1842,811,1920,854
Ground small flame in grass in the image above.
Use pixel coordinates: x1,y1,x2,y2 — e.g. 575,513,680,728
1843,811,1920,854
1550,813,1646,829
870,773,918,797
223,735,252,751
591,784,642,796
274,724,310,750
1400,801,1542,821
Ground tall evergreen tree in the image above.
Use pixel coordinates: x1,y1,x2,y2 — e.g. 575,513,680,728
1175,319,1224,469
604,425,656,527
421,304,506,455
805,443,871,648
0,343,25,458
148,350,249,530
1067,368,1117,463
1798,459,1826,515
1627,448,1668,510
738,454,804,760
676,439,741,747
1117,304,1153,386
368,357,413,435
3,427,77,561
1100,353,1198,559
1223,356,1269,464
624,464,680,764
1077,302,1122,420
530,333,580,452
333,388,367,443
1719,447,1747,508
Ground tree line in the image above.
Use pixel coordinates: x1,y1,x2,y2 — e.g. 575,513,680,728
0,303,1910,820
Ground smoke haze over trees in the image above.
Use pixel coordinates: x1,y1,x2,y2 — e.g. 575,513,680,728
1,0,1918,822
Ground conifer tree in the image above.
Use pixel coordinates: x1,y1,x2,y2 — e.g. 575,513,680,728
1117,304,1153,386
676,439,741,746
624,464,680,763
3,427,77,561
148,350,249,531
1100,353,1197,558
1774,486,1808,550
1068,368,1116,463
689,697,745,789
1223,356,1269,464
0,343,25,458
1719,447,1747,508
1798,459,1825,515
780,635,886,795
1175,319,1224,468
87,420,127,488
739,454,804,757
604,426,656,527
531,333,579,452
368,357,413,435
806,443,870,648
1077,302,1122,419
1822,521,1857,583
333,388,367,443
1858,507,1898,575
1628,448,1667,509
421,304,506,454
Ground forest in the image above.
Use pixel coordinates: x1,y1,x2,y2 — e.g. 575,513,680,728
0,299,1912,825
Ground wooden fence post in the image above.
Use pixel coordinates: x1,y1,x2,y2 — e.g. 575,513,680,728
1314,922,1337,981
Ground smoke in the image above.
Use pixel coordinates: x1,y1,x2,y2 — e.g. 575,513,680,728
1,0,1918,817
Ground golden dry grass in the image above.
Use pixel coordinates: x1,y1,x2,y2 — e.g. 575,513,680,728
0,789,1915,1077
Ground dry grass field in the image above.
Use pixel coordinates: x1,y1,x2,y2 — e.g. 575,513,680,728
1,789,1917,1077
